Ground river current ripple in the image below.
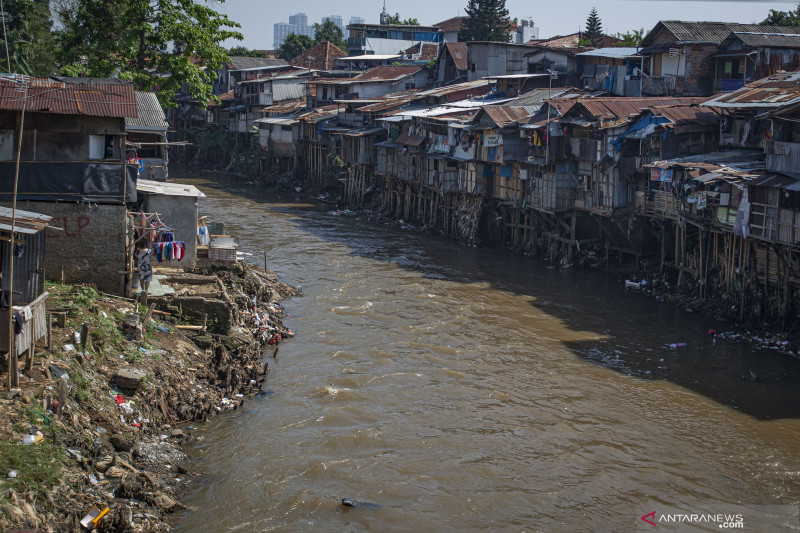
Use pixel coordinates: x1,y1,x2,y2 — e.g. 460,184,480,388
175,178,800,532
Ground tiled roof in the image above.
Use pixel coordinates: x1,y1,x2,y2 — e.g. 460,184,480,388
0,75,137,118
402,42,438,60
702,71,800,108
434,16,466,33
291,41,347,71
126,91,168,130
444,42,469,71
227,57,288,70
643,21,800,46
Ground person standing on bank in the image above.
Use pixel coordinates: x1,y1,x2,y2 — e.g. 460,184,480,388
135,239,153,297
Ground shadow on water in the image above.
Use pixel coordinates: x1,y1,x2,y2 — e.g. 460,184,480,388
189,177,800,420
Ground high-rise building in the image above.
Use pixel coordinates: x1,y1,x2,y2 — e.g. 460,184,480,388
274,13,315,48
322,15,344,33
349,16,365,25
288,13,308,26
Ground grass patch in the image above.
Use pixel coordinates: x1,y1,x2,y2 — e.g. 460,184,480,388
0,440,65,505
69,366,93,403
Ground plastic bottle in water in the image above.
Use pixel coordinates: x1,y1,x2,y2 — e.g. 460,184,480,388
669,343,687,349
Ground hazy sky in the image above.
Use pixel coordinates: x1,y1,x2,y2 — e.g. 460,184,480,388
214,0,795,50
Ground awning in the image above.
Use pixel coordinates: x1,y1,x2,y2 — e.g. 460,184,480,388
749,173,800,191
449,153,473,161
424,153,448,159
396,133,425,146
375,141,398,148
712,51,757,59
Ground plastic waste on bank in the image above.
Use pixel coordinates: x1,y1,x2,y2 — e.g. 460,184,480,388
669,343,688,349
80,504,110,529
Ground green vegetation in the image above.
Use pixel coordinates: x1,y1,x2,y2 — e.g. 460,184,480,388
313,19,347,51
580,8,604,48
762,3,800,25
54,0,242,107
0,441,65,506
384,13,420,25
459,0,511,42
277,33,314,61
613,28,644,47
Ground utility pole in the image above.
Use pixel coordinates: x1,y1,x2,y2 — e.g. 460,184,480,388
8,76,27,390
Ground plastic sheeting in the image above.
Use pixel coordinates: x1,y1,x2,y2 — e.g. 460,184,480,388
0,161,137,204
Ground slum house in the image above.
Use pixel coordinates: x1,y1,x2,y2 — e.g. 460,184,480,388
297,105,348,185
308,66,430,107
0,76,138,294
213,57,290,94
134,180,205,275
437,42,470,85
334,54,404,71
519,94,584,216
234,69,311,136
466,42,540,82
641,151,769,320
254,98,308,170
126,91,169,181
0,206,52,387
575,48,645,97
637,21,800,96
523,33,620,87
702,74,800,321
714,33,800,92
618,102,720,218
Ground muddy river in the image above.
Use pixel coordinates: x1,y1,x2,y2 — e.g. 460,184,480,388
174,178,800,532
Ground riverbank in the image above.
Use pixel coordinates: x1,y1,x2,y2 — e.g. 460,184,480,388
0,261,298,532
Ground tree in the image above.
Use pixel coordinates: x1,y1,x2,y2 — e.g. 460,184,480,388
228,45,267,57
459,0,511,42
277,33,313,61
55,0,243,108
384,13,420,25
613,28,644,47
313,19,346,50
583,7,603,48
762,3,800,25
0,0,57,75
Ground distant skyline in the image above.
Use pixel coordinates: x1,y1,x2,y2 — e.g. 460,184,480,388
215,0,795,50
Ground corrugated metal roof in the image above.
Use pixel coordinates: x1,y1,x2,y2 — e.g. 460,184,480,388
254,117,299,126
354,65,424,81
0,75,137,118
482,106,535,127
0,206,52,235
703,71,800,108
576,97,707,123
642,21,800,46
126,91,168,130
137,179,206,198
338,54,402,61
748,173,800,190
576,47,641,58
261,97,307,115
650,103,719,127
726,32,800,49
227,57,288,70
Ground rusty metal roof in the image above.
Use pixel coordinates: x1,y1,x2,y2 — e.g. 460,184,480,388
0,206,52,235
0,75,137,118
566,97,707,128
703,71,800,108
261,97,307,115
650,104,719,127
291,41,347,71
353,66,424,82
482,106,535,127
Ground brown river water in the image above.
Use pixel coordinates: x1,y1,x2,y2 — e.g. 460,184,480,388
174,177,800,532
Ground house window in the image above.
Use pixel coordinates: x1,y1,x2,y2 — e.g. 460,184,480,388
89,134,115,160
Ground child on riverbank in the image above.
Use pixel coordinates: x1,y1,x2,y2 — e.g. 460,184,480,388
135,239,153,297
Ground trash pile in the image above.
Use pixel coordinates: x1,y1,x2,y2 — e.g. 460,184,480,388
0,262,298,532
